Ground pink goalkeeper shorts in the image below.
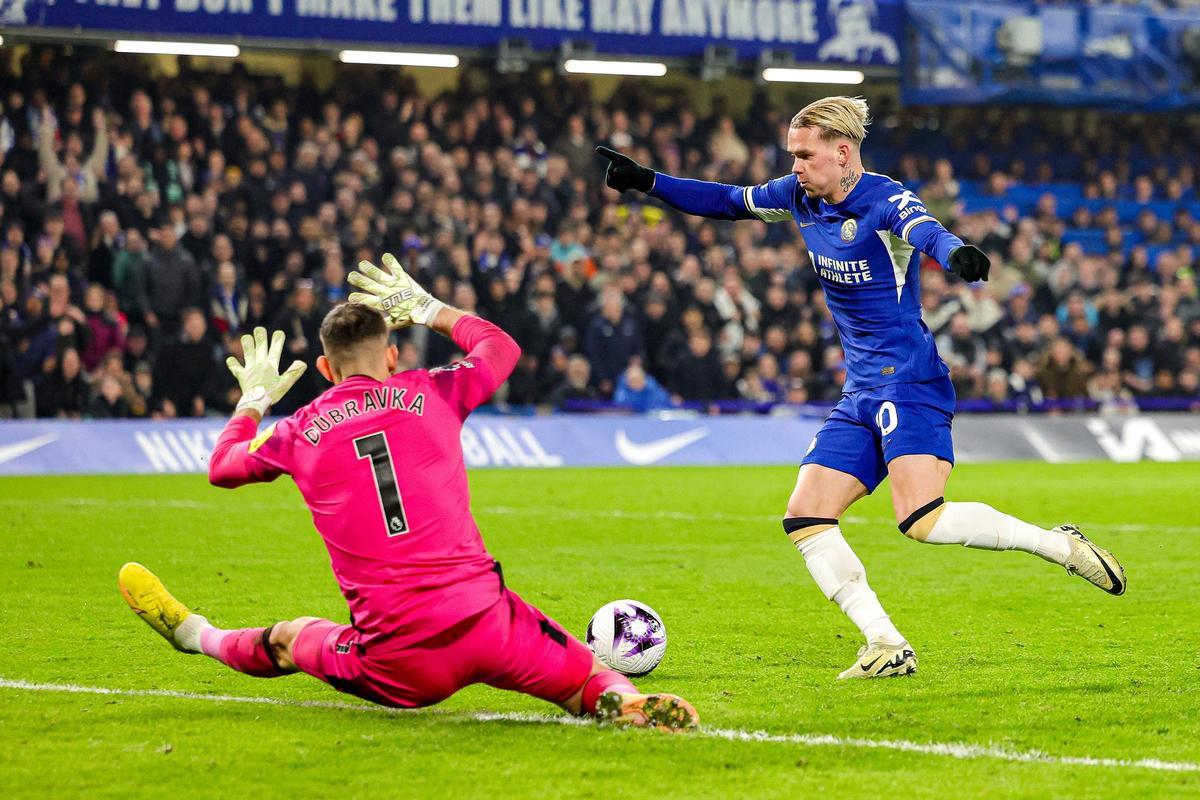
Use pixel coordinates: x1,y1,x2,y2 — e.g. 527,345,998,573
291,589,595,709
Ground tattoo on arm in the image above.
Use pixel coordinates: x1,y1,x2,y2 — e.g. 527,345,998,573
839,169,860,194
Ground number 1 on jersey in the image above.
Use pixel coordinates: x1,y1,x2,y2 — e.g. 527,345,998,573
354,432,409,537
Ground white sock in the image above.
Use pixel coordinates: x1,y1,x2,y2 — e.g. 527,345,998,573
795,527,906,647
174,614,211,653
922,502,1071,564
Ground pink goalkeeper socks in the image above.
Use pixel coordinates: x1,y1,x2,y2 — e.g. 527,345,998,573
581,670,638,715
199,626,286,677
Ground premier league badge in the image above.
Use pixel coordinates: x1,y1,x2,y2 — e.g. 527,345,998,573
840,218,858,242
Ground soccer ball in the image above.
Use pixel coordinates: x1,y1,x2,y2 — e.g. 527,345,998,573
585,599,668,677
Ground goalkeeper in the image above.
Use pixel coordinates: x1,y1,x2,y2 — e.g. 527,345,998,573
599,96,1126,679
117,254,698,731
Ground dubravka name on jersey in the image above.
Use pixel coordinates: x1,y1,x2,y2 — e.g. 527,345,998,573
302,386,426,445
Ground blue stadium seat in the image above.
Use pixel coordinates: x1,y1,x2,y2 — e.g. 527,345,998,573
1040,182,1083,200
1147,200,1180,220
1005,185,1044,213
1061,228,1109,255
1113,200,1147,224
960,196,1013,216
1145,244,1174,267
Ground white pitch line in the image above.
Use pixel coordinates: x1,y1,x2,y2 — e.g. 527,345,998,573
1,678,1196,774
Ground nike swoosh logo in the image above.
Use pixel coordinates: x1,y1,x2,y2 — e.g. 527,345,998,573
860,655,884,672
799,222,816,227
0,434,58,466
614,428,709,466
1088,543,1124,593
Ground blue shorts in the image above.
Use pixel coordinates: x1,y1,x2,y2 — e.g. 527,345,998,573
801,376,956,493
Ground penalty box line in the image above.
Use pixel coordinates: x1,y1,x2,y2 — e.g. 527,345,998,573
1,678,1197,774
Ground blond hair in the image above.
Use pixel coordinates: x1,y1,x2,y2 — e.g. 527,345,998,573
790,96,871,144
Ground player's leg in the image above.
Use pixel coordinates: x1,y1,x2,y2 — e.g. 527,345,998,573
788,405,916,678
889,455,1125,594
477,589,698,731
786,464,916,678
881,378,1125,595
118,562,306,677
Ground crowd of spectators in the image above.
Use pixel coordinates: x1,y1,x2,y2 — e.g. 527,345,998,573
1,47,1197,419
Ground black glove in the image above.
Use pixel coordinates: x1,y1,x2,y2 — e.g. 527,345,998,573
596,146,655,194
948,245,990,282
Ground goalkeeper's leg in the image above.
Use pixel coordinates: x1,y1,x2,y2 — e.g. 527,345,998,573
119,562,310,677
889,456,1126,595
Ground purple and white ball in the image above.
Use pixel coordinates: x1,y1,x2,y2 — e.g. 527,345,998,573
585,600,668,677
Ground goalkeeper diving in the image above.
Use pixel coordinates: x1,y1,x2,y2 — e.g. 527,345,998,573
118,254,698,731
598,96,1125,679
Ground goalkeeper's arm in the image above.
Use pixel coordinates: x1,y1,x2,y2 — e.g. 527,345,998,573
208,415,270,489
208,327,305,488
346,254,520,394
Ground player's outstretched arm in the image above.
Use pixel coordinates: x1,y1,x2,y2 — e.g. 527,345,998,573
347,255,520,408
208,327,306,488
596,146,766,221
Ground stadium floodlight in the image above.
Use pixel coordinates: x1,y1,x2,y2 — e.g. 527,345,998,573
113,40,240,58
562,59,668,77
760,67,865,84
338,50,459,68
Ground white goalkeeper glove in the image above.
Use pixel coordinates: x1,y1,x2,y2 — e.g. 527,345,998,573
347,252,445,329
226,327,307,416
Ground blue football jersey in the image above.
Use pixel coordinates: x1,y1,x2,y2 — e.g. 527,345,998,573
650,171,965,392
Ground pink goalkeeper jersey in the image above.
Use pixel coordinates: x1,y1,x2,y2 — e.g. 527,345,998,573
209,315,520,648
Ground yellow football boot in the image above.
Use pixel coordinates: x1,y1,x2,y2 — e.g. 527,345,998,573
837,641,918,680
1057,525,1127,596
118,562,203,653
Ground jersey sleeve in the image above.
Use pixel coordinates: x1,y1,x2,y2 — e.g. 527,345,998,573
879,182,963,268
208,414,294,488
742,175,800,223
649,173,796,222
427,315,521,419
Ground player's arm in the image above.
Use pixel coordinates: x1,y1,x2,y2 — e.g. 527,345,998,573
884,186,990,282
596,146,796,223
348,254,520,412
428,306,520,390
208,328,306,489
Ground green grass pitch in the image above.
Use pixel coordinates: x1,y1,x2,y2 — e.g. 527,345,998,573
1,462,1198,798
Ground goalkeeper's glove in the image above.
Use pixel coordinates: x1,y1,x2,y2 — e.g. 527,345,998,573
596,146,655,193
347,253,445,329
226,327,307,416
948,245,990,283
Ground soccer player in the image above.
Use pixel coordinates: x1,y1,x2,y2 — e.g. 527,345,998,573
598,96,1126,679
118,254,698,730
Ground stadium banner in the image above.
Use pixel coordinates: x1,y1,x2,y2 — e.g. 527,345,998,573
1,412,1199,475
904,0,1200,109
3,0,902,65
